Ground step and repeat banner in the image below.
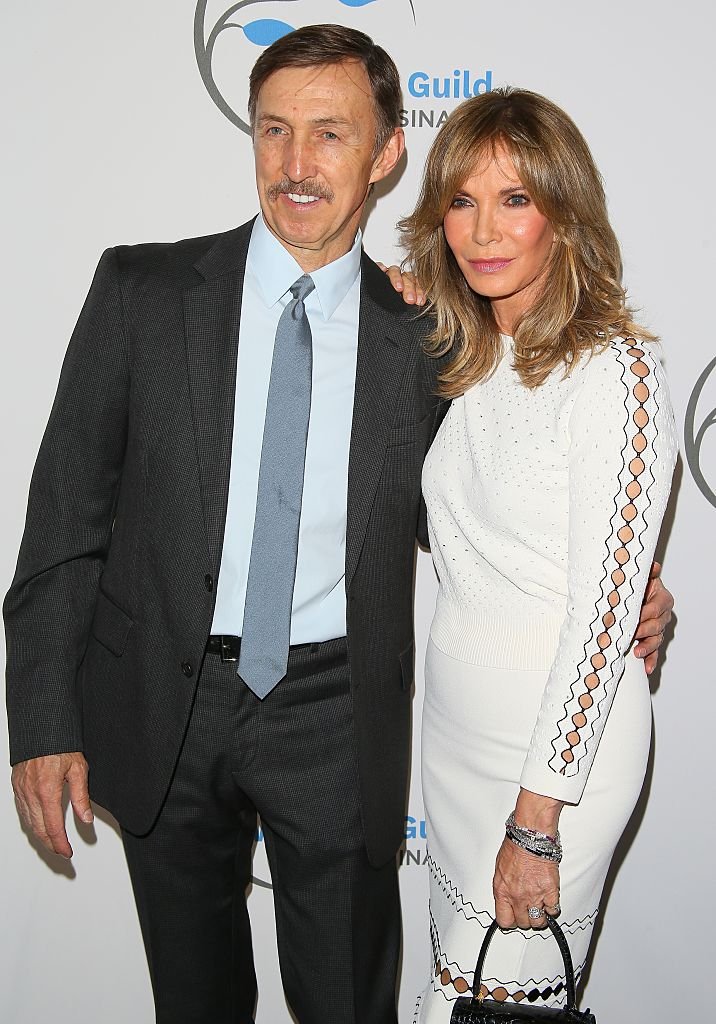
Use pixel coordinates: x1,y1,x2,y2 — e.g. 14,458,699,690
1,2,713,1021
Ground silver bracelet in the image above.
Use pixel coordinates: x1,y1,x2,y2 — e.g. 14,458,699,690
505,811,563,863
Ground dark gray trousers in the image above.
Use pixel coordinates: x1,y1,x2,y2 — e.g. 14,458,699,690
122,637,401,1024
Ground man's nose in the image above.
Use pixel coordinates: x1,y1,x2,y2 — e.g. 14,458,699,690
282,138,317,183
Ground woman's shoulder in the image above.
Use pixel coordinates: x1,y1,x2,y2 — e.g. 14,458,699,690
565,335,674,442
593,334,662,365
573,336,666,394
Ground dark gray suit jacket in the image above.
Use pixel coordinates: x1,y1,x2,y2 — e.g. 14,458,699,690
4,219,442,866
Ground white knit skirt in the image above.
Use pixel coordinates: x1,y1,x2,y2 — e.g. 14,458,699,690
413,638,652,1022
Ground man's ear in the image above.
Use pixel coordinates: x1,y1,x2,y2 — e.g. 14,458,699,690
370,128,405,186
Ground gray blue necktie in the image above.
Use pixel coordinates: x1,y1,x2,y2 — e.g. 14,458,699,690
238,274,315,698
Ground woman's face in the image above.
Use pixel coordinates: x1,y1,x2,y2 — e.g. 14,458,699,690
442,147,555,333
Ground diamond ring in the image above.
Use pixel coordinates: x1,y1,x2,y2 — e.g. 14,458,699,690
527,906,545,920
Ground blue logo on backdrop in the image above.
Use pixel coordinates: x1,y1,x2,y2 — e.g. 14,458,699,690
195,0,417,136
407,69,493,100
400,67,493,129
400,813,428,866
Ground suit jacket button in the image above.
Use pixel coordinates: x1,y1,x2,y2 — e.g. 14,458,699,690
181,661,194,677
204,574,213,592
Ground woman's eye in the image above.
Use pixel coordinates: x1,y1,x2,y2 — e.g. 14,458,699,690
507,193,529,206
450,196,471,209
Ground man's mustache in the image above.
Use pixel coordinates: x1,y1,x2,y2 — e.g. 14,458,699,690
266,178,334,203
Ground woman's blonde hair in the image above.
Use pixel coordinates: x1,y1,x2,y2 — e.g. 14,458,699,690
400,87,653,394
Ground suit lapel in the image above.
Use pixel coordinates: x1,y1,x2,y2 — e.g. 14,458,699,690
184,232,414,585
183,222,253,570
346,255,413,587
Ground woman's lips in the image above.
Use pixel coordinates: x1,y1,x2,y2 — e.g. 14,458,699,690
468,258,514,273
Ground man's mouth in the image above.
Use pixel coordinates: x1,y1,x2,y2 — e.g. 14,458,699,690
267,178,333,204
286,193,320,205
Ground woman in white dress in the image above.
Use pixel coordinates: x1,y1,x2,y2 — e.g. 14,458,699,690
399,89,678,1019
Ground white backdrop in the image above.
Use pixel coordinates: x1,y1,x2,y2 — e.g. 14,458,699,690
1,2,714,1021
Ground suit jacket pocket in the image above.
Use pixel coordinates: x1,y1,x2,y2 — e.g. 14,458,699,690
399,640,415,691
90,588,134,657
386,410,433,449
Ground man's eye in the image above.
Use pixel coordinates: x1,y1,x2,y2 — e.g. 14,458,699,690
267,126,285,136
322,131,339,141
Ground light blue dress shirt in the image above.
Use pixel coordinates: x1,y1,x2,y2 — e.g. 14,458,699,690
211,215,361,642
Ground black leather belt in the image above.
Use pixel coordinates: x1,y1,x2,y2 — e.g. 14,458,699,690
206,634,327,663
206,635,242,662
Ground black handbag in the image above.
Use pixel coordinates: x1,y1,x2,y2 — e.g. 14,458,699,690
450,915,596,1023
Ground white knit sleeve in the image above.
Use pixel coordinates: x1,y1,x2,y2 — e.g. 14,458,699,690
520,339,677,802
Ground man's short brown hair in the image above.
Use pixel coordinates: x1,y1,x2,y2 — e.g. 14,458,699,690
248,23,402,156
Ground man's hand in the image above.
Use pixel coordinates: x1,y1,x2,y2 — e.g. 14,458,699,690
634,562,674,674
376,262,427,305
12,752,93,858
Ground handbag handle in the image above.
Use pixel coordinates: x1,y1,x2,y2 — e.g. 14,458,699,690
471,916,578,1010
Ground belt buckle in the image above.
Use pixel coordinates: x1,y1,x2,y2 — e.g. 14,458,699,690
220,636,238,663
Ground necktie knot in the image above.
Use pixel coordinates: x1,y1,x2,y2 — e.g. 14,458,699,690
289,274,315,319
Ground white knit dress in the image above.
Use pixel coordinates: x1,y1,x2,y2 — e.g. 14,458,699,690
413,337,677,1021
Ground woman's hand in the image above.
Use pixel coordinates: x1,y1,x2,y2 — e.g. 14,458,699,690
493,789,563,929
376,262,427,305
493,837,560,930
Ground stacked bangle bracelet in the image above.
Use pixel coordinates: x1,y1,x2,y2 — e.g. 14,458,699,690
505,811,563,863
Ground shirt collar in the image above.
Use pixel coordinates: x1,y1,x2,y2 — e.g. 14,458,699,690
248,214,362,321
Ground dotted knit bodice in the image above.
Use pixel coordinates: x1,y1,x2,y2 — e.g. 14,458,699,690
422,337,677,801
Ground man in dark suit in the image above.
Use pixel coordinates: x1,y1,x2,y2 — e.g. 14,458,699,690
4,23,672,1024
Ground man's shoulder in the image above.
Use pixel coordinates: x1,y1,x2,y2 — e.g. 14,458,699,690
110,219,255,287
360,250,430,339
